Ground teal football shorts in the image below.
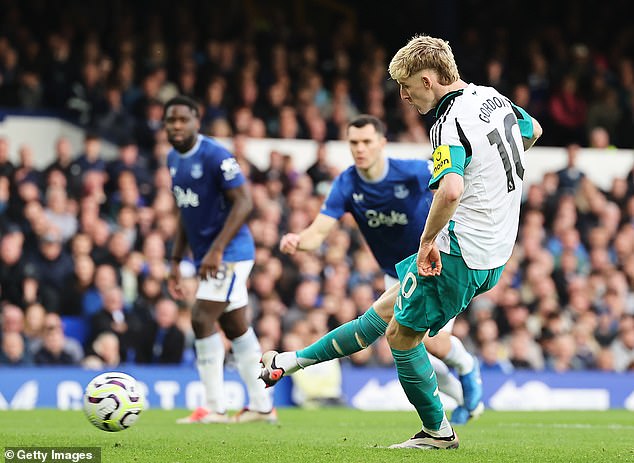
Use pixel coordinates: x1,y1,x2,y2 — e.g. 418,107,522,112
393,252,505,336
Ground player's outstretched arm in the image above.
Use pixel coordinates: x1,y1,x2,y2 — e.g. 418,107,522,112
280,213,337,254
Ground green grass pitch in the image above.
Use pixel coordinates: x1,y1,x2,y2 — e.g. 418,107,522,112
2,409,633,462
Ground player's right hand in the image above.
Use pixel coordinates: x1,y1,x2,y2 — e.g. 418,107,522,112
417,240,442,277
167,261,184,300
280,233,301,254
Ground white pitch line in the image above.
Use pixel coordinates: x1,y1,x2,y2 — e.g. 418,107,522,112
501,423,634,430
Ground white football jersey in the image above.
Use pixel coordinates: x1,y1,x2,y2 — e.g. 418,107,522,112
428,83,532,269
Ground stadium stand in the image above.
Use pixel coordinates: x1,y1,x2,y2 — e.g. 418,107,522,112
0,0,633,376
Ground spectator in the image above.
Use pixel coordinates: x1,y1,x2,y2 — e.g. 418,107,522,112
23,302,46,345
44,137,74,186
611,315,634,372
556,144,585,195
13,145,41,188
305,143,333,195
96,84,137,146
65,61,106,126
231,133,264,184
27,230,74,313
89,285,138,362
0,137,15,179
545,333,585,372
120,251,144,307
0,2,634,374
0,176,9,229
60,254,96,316
595,347,616,371
132,275,166,323
43,186,78,242
135,298,185,364
588,126,614,149
82,332,120,369
549,74,587,145
586,86,621,144
1,304,25,340
479,340,513,374
33,314,83,365
135,98,164,157
69,133,106,190
106,142,153,199
507,329,544,370
0,226,29,306
0,332,33,365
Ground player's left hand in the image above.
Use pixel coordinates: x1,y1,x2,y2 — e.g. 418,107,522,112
199,246,224,280
417,240,442,276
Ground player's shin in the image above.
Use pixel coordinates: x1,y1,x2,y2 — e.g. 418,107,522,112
391,343,452,437
289,306,388,370
231,327,273,412
195,333,226,414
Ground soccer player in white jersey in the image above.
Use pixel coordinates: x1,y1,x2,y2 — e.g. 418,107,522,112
165,96,275,424
262,35,542,449
276,114,482,424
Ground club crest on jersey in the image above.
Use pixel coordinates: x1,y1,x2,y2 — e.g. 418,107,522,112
191,163,203,179
394,184,409,199
432,145,452,177
169,167,177,177
352,192,364,203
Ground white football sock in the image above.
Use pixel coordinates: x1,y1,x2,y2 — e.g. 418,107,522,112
231,328,273,412
428,354,464,405
277,351,304,373
195,333,226,414
442,336,475,376
423,414,454,438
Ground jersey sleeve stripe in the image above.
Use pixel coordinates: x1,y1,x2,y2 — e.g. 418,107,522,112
455,120,472,161
511,103,534,139
434,97,458,147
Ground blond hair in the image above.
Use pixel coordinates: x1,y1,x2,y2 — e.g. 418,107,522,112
388,35,460,85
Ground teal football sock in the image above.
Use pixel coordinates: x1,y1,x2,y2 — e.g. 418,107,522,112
391,343,445,431
296,307,387,367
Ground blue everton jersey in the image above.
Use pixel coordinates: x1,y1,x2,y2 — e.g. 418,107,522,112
167,135,254,267
322,158,433,277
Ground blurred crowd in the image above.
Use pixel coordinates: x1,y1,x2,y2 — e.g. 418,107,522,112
1,133,633,373
0,0,633,148
0,0,634,373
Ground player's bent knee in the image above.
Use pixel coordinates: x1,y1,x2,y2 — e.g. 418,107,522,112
374,284,399,322
385,322,398,346
386,319,427,350
373,302,394,323
191,317,212,338
220,320,248,340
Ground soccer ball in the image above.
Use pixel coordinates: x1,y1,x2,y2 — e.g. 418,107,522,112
83,372,145,432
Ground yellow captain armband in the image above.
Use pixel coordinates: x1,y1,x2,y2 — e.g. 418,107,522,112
432,145,452,177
